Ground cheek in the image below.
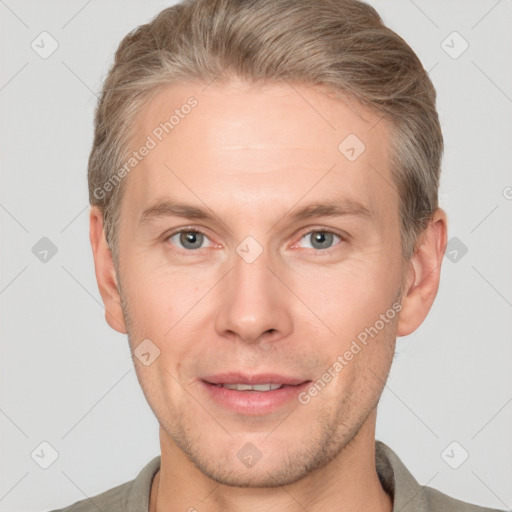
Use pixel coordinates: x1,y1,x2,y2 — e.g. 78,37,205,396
121,264,218,379
123,260,204,319
290,256,401,344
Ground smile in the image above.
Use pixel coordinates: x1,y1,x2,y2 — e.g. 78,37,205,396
214,383,283,391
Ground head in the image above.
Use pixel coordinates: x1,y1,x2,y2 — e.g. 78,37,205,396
89,0,447,488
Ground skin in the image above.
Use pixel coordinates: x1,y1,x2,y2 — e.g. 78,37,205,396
90,79,447,512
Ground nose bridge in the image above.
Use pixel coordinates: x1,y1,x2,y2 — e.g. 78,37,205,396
214,237,292,343
232,240,272,299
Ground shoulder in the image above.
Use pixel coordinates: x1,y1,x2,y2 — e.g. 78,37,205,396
423,486,506,512
46,480,129,512
375,441,506,512
45,455,161,512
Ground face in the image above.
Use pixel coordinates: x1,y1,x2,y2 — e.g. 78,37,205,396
101,80,410,486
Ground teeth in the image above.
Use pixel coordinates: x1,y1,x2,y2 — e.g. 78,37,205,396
220,383,283,391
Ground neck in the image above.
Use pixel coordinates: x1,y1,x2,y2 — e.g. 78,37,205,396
151,410,392,512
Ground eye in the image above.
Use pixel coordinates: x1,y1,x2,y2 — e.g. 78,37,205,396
166,229,213,251
297,230,343,251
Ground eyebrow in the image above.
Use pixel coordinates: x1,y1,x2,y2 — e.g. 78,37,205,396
139,197,373,229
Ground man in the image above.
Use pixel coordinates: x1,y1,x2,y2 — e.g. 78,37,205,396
52,0,504,511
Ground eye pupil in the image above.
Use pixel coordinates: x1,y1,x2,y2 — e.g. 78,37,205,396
180,231,203,249
311,231,333,250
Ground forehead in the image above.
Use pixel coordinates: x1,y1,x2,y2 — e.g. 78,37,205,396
121,79,396,225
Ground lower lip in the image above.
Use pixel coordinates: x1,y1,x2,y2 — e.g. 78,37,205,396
200,380,311,415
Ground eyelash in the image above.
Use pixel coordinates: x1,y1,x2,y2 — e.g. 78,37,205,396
164,227,347,256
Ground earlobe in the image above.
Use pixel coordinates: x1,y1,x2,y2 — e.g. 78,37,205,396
396,208,448,337
89,207,127,334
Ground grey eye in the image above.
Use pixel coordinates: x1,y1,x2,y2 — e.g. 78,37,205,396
300,231,340,250
168,230,210,250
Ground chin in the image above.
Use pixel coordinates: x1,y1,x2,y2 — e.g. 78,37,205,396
171,426,352,489
193,455,314,488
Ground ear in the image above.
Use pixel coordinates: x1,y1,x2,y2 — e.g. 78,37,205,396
89,206,127,334
397,208,448,337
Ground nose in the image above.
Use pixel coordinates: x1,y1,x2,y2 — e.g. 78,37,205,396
214,244,293,346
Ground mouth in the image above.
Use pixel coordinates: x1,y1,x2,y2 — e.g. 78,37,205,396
200,373,311,415
211,383,285,391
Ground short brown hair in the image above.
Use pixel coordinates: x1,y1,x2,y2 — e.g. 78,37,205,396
88,0,443,263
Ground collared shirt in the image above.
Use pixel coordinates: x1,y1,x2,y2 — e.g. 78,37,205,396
48,441,504,512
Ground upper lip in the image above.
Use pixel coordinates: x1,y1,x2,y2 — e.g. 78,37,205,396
202,372,309,386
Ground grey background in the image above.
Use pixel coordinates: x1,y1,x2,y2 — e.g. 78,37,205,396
1,1,511,511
